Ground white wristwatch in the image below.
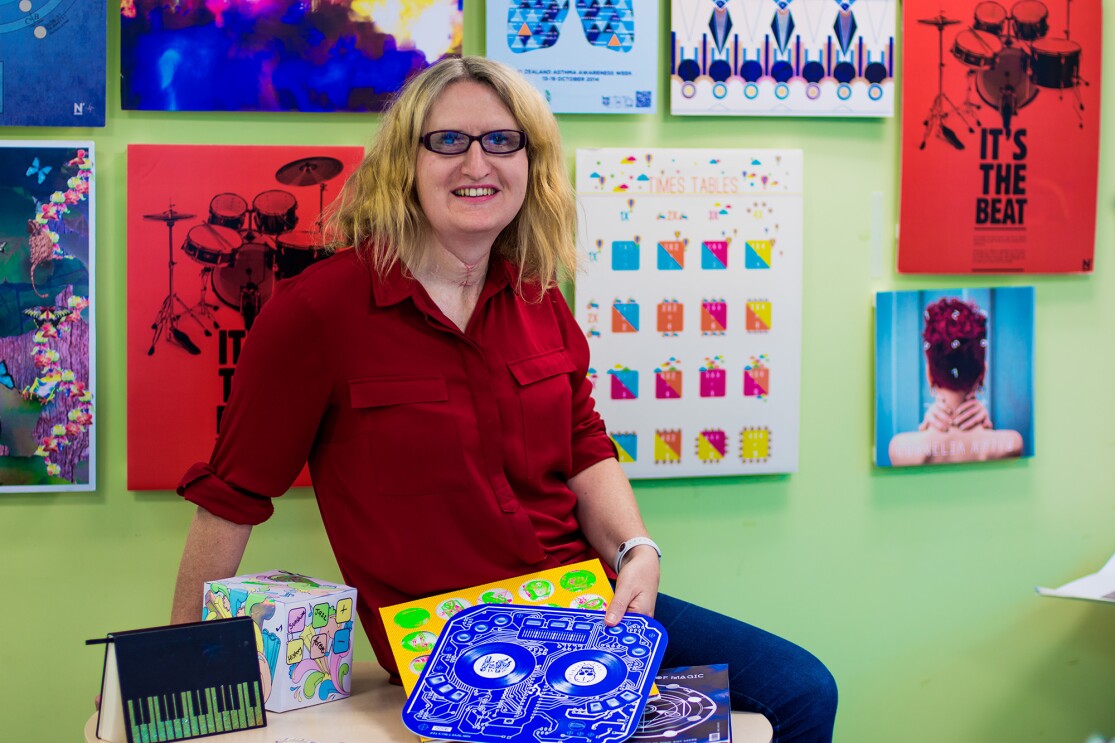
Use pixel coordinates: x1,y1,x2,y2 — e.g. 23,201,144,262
614,537,662,573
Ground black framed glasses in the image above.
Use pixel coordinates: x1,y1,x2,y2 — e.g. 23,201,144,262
420,130,528,155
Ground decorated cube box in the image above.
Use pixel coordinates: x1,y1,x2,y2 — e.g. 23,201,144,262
202,570,357,713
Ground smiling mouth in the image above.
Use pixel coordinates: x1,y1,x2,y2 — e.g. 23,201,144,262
453,187,498,197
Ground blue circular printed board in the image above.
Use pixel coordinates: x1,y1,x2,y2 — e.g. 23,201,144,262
401,604,667,743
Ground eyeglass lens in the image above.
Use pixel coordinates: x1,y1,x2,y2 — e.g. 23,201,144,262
423,130,526,155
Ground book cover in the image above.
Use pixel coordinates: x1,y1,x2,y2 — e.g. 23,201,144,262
0,0,106,126
634,664,732,743
875,287,1035,467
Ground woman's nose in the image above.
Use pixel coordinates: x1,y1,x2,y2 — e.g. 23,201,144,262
460,140,492,176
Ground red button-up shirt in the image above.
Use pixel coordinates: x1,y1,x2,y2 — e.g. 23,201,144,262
178,249,617,675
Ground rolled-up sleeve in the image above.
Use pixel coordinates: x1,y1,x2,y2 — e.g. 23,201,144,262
177,279,334,524
551,288,617,476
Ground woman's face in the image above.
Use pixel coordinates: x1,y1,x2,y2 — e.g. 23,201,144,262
415,81,529,257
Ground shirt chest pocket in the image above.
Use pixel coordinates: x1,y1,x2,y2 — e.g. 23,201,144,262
508,349,576,478
349,376,466,496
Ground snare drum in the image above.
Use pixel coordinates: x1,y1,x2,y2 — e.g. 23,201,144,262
213,243,275,310
275,231,322,279
1010,0,1049,41
182,224,242,266
1030,37,1081,88
252,190,298,235
973,1,1008,34
208,193,248,230
952,29,1003,69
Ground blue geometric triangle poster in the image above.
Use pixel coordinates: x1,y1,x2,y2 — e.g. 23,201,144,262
486,1,659,114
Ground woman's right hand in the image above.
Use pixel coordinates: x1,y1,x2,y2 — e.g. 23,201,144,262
919,395,992,432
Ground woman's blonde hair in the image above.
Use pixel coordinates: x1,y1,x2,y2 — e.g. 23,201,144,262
323,56,577,295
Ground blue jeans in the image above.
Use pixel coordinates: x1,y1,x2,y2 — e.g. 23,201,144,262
655,592,838,742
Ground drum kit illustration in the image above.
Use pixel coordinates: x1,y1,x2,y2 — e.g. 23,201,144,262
918,0,1085,150
143,156,344,356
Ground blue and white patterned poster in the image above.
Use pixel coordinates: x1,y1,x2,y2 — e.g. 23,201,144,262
486,1,659,114
671,0,895,116
0,0,106,126
576,148,803,478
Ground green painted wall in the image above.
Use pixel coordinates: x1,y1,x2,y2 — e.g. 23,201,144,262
4,2,1114,741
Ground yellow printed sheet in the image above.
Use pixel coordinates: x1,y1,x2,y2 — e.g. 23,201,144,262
379,559,612,695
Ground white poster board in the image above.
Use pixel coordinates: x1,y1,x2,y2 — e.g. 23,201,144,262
575,148,802,478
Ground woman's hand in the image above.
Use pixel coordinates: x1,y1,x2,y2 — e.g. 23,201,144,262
605,547,660,626
951,396,992,430
919,395,992,432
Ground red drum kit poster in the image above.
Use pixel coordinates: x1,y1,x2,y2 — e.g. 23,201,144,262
127,145,363,490
898,0,1101,273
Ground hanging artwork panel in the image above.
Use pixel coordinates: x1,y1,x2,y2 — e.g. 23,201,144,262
126,144,364,490
874,286,1035,467
485,0,659,113
897,0,1101,272
576,148,803,478
120,0,462,112
0,141,95,492
0,0,106,126
670,0,896,116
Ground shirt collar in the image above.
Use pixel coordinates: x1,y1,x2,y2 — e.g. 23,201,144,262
369,253,518,309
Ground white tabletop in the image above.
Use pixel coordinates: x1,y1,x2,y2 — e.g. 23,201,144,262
86,662,772,743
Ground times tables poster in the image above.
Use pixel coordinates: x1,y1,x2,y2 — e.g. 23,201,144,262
0,0,106,126
126,144,363,491
486,0,659,114
575,148,803,478
897,0,1101,273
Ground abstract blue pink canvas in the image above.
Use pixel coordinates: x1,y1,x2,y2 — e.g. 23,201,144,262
120,0,462,112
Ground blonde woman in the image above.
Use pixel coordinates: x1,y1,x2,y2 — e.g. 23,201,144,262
170,57,836,741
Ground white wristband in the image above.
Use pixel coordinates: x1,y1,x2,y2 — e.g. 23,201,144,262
614,537,662,573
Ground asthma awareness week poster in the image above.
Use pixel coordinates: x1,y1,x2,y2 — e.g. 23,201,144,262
487,0,659,114
576,148,803,478
126,145,363,490
898,0,1100,273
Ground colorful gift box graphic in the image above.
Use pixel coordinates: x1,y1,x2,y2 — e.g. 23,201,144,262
657,300,684,335
701,299,727,335
202,571,356,713
654,429,683,463
612,239,640,270
746,240,772,269
612,299,640,332
701,240,729,269
608,366,639,399
697,429,728,462
657,239,686,270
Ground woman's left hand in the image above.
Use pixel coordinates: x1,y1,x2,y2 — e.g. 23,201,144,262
605,547,660,626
